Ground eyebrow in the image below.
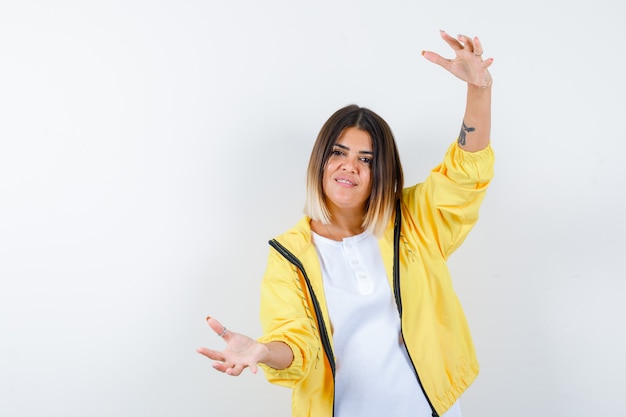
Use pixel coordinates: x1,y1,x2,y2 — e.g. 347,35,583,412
333,143,373,155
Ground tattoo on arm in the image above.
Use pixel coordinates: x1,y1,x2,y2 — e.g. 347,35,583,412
458,121,475,146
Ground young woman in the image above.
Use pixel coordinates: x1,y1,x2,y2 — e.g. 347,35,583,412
198,30,495,417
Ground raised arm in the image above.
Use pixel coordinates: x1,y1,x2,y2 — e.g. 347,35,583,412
422,30,493,152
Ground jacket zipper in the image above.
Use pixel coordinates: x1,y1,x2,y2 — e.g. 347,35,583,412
268,239,336,377
393,201,439,417
268,239,336,417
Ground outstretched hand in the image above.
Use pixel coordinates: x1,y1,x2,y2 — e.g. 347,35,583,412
197,317,269,376
422,30,493,89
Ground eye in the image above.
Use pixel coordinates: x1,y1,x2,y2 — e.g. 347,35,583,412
360,157,372,164
331,149,345,157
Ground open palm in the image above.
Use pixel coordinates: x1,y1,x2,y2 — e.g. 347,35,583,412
422,30,493,89
197,317,268,376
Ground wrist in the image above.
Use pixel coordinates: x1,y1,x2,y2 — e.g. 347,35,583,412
261,342,272,363
471,75,492,89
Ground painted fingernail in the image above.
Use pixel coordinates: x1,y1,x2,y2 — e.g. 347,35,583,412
206,316,212,322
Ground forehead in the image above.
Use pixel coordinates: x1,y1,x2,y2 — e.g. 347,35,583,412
335,127,372,150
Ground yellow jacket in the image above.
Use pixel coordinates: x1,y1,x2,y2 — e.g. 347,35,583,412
258,142,495,417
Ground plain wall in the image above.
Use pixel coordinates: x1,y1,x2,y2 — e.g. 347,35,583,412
1,1,625,416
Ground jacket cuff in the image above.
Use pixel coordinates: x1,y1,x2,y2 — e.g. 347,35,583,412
256,335,304,379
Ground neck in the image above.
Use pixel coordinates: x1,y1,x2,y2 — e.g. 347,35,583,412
331,214,364,234
311,211,365,241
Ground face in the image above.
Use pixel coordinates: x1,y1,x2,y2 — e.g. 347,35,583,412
322,127,373,217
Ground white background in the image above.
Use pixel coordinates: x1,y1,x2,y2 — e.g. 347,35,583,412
1,1,625,416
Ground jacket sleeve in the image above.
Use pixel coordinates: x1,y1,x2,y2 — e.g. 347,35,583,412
256,246,324,387
403,141,495,259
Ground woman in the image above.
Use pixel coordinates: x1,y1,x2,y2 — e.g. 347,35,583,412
198,30,495,417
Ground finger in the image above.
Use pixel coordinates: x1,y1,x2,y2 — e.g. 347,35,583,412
212,361,231,373
472,36,484,56
457,34,474,53
206,316,230,339
421,50,451,72
482,57,494,69
196,347,226,362
226,363,246,377
205,316,222,332
439,30,463,50
248,362,259,374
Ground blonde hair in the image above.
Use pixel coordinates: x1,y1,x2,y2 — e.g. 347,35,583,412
304,105,404,236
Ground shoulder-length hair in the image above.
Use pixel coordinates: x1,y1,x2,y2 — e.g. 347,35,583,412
304,104,404,237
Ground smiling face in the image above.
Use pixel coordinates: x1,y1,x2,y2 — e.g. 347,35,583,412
322,127,373,217
305,105,404,237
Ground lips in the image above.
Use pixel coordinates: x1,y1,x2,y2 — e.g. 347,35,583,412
335,176,357,186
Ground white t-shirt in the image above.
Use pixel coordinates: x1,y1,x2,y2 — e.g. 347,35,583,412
312,231,462,417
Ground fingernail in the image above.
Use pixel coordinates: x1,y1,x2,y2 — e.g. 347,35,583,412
205,316,212,322
421,50,425,56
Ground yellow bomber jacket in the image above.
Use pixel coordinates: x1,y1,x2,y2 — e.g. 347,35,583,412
258,142,495,417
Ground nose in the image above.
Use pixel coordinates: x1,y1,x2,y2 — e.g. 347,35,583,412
341,157,356,173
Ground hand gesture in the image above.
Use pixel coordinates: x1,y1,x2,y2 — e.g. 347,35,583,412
197,317,268,376
422,30,493,89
